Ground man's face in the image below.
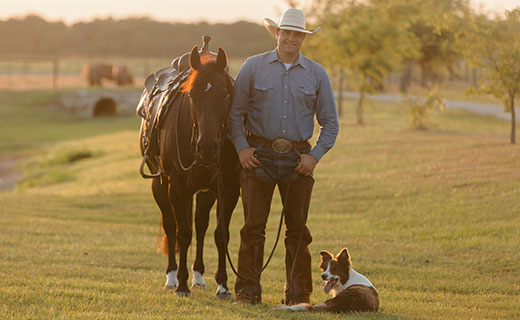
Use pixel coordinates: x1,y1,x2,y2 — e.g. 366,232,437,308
276,29,305,58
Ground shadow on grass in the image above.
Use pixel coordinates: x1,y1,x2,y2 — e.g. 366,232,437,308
226,302,409,320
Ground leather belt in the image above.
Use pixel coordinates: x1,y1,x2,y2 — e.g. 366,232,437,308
247,134,309,153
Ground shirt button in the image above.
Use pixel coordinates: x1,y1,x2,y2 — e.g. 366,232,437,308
283,115,287,118
284,100,287,103
282,130,286,133
284,85,288,88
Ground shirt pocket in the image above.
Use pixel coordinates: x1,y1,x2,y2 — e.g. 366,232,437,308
250,82,274,108
296,85,317,115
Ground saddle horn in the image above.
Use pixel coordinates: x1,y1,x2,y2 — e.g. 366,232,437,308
201,35,211,54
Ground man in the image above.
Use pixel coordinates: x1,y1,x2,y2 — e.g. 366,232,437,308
228,8,339,305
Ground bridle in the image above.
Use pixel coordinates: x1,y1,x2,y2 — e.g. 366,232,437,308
175,75,232,173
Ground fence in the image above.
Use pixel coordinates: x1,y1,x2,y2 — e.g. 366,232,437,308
0,55,175,90
0,55,60,89
0,55,246,90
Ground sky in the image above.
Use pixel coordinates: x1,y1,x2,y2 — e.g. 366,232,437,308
1,0,519,24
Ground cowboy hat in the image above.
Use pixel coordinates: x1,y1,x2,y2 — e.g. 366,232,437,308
263,8,320,38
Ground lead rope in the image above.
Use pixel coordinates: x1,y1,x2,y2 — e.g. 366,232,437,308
215,171,289,281
216,162,309,288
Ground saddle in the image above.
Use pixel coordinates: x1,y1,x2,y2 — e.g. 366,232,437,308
138,35,218,179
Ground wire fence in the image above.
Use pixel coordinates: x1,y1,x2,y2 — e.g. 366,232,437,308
0,55,248,90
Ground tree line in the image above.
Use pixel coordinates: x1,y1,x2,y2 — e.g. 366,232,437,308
0,15,274,58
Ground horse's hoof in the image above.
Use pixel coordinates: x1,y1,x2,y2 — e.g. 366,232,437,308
174,291,191,297
216,284,232,300
191,283,207,290
216,291,233,300
165,270,178,289
191,270,207,290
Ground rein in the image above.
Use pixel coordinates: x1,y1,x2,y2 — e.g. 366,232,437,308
174,92,197,172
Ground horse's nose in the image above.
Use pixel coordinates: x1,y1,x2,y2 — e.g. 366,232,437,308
197,140,219,163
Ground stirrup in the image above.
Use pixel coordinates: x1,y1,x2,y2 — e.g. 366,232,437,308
139,152,162,179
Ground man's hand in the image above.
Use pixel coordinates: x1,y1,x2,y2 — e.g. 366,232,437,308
295,154,317,177
239,147,260,169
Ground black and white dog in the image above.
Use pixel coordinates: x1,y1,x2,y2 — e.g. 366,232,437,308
279,248,379,313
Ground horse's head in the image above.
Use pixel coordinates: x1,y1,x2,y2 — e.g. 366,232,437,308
186,46,232,166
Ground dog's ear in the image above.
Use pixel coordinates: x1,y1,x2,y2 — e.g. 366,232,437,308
320,250,333,263
336,248,352,267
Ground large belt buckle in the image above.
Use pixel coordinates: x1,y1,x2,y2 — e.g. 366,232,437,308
272,138,292,153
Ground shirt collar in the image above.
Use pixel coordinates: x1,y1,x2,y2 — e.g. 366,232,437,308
268,49,307,70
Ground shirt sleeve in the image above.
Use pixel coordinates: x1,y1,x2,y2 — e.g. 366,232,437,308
227,59,252,154
309,66,339,162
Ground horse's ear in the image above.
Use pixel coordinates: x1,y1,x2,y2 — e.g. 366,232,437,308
216,47,228,71
190,46,202,70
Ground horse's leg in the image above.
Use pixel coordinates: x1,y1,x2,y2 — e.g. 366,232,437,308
169,180,193,297
152,176,178,289
191,191,216,290
214,177,240,299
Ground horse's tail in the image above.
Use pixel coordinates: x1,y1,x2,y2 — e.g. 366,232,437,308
156,216,180,256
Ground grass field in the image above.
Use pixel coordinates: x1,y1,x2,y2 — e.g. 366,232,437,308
0,90,519,319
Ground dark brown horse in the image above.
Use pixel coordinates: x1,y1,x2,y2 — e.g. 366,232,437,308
139,47,240,298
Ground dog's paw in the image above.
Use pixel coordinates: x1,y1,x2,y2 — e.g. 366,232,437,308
275,304,309,311
274,304,292,310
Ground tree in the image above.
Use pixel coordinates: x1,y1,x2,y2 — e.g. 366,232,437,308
399,0,470,92
305,0,419,124
457,9,520,144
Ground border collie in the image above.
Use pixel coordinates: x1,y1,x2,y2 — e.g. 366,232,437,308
279,247,379,313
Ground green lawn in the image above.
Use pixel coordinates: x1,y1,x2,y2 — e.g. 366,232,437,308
0,91,518,319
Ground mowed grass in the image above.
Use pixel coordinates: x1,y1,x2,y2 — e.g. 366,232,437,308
0,91,519,319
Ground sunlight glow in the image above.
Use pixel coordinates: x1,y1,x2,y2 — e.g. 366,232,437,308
0,0,518,24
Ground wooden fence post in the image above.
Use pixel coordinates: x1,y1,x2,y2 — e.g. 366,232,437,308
53,57,59,89
7,59,11,89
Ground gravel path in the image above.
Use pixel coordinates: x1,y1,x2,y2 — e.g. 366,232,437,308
0,158,20,191
340,91,520,122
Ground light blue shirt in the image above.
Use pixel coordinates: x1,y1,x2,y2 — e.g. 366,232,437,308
228,49,339,161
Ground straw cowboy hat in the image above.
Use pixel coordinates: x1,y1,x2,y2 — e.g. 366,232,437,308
263,8,321,37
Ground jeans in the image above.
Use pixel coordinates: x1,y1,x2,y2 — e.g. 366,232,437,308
234,138,314,304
